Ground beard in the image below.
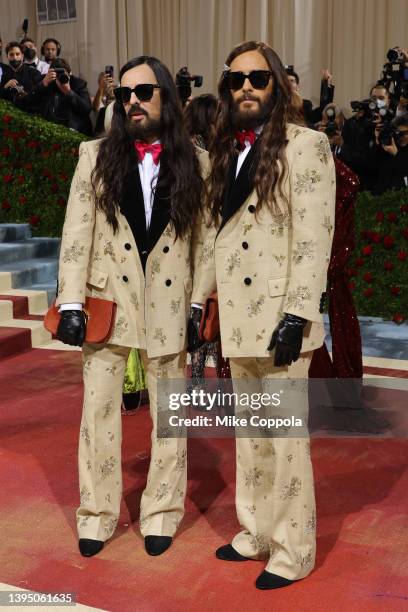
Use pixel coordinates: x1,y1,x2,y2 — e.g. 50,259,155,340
125,104,162,141
231,93,275,130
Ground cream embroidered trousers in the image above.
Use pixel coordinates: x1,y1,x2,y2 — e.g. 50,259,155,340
229,352,316,580
76,343,187,541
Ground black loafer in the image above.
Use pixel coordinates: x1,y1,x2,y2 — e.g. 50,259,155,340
144,535,172,556
215,543,250,561
79,538,104,557
256,570,295,590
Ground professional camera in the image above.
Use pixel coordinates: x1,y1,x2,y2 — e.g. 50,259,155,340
8,84,26,100
175,66,203,106
377,108,396,146
324,107,338,136
380,47,408,100
54,67,70,84
350,98,377,124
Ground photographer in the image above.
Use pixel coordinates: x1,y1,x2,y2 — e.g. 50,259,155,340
21,37,49,75
372,115,408,194
0,41,42,112
41,38,61,64
316,103,345,156
37,58,92,135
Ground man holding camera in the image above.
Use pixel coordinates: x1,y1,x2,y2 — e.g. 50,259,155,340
0,41,42,112
373,115,408,193
36,58,92,135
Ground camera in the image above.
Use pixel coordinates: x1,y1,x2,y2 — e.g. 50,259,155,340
324,107,338,137
380,47,408,100
350,98,378,125
175,66,203,106
54,67,69,84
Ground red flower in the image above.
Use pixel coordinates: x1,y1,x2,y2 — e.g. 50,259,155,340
390,286,401,296
42,151,50,159
29,215,40,226
383,235,395,249
27,140,39,148
17,175,25,184
393,313,405,324
18,195,27,204
1,200,11,210
2,114,12,124
400,204,408,213
59,172,68,181
348,281,356,290
24,163,33,170
363,288,374,297
2,174,12,183
363,272,373,282
397,250,407,261
1,147,10,157
362,245,373,256
388,212,398,222
347,268,358,277
57,197,66,207
375,211,385,222
384,261,394,271
52,143,61,151
371,232,381,243
355,257,365,267
50,183,58,193
42,169,52,179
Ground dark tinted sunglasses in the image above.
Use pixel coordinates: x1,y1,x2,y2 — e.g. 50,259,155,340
224,70,272,91
114,84,160,103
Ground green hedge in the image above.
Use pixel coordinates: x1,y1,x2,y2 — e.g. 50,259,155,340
0,99,89,237
0,99,406,321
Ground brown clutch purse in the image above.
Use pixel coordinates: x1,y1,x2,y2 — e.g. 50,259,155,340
44,296,117,343
198,291,220,342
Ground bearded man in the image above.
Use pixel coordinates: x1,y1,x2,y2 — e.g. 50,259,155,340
55,56,211,558
189,41,335,589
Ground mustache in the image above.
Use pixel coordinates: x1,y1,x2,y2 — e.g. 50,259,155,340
236,93,260,103
127,104,148,118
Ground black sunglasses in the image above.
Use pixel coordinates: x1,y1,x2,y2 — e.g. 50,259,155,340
114,84,160,103
224,70,272,91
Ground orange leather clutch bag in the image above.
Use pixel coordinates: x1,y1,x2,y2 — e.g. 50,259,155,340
198,291,220,342
44,297,117,343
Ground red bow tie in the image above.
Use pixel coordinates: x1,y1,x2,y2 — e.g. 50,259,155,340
235,129,256,151
134,141,162,165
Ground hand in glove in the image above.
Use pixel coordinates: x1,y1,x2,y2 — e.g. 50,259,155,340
187,306,205,353
56,310,86,347
267,313,307,367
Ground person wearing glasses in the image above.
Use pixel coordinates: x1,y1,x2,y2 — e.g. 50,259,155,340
189,41,335,589
55,56,212,558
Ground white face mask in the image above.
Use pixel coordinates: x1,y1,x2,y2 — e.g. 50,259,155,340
376,99,387,109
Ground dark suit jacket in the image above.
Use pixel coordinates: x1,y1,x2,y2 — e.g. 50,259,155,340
0,63,43,112
36,74,92,135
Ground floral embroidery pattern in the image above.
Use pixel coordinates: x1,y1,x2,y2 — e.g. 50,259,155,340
112,317,128,339
75,178,92,202
155,483,170,501
273,254,286,267
130,292,139,311
154,328,167,346
104,517,118,537
284,286,312,310
256,328,266,342
249,533,268,552
226,299,234,307
294,169,322,194
304,510,316,534
81,212,91,224
199,243,214,265
314,138,331,165
245,467,263,488
247,295,266,317
243,223,253,235
92,250,102,263
151,258,161,280
295,207,306,221
58,277,66,294
245,505,256,514
322,215,333,235
296,549,313,567
175,450,187,472
281,476,302,500
80,485,91,505
63,240,84,263
170,298,181,315
103,241,116,261
86,460,92,471
99,456,118,480
230,327,243,348
105,365,117,376
292,240,316,264
290,518,298,528
80,426,90,446
226,250,241,276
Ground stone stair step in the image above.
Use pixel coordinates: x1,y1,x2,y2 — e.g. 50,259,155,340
0,224,32,242
0,238,60,263
0,289,49,314
0,318,51,348
19,282,57,306
0,257,59,288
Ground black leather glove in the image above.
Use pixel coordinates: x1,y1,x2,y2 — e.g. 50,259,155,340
187,306,205,353
56,310,86,347
267,313,307,367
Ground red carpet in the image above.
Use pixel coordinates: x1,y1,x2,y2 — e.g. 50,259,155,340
0,349,407,611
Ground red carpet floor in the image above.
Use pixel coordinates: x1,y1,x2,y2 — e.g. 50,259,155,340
0,349,407,611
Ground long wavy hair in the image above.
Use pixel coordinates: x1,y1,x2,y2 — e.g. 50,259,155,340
91,56,204,238
207,41,304,222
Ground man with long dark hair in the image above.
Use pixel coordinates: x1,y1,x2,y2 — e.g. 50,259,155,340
196,41,335,589
55,56,212,558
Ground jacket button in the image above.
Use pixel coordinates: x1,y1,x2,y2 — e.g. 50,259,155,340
122,275,128,283
163,246,169,253
248,204,255,213
124,243,131,250
244,277,252,285
165,279,172,286
242,241,248,249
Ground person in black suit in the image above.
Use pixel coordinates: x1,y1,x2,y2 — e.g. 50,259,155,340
372,115,408,194
36,57,93,135
0,41,43,112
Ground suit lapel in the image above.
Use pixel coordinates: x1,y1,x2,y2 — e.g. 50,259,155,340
219,140,259,233
120,155,148,268
148,156,172,252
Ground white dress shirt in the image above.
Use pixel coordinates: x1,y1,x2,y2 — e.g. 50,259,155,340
25,57,49,75
60,141,161,311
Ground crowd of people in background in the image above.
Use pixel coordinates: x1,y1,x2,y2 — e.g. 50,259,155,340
0,35,407,195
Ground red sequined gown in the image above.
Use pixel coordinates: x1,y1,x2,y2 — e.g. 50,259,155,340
309,156,363,378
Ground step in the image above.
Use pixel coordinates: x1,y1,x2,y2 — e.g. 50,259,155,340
0,326,31,359
0,238,60,264
19,282,57,306
0,224,32,242
0,257,59,288
0,289,48,314
0,317,51,348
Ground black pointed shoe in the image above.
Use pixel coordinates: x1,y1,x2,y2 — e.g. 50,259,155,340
256,570,295,590
79,538,104,557
144,535,172,556
216,543,250,561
